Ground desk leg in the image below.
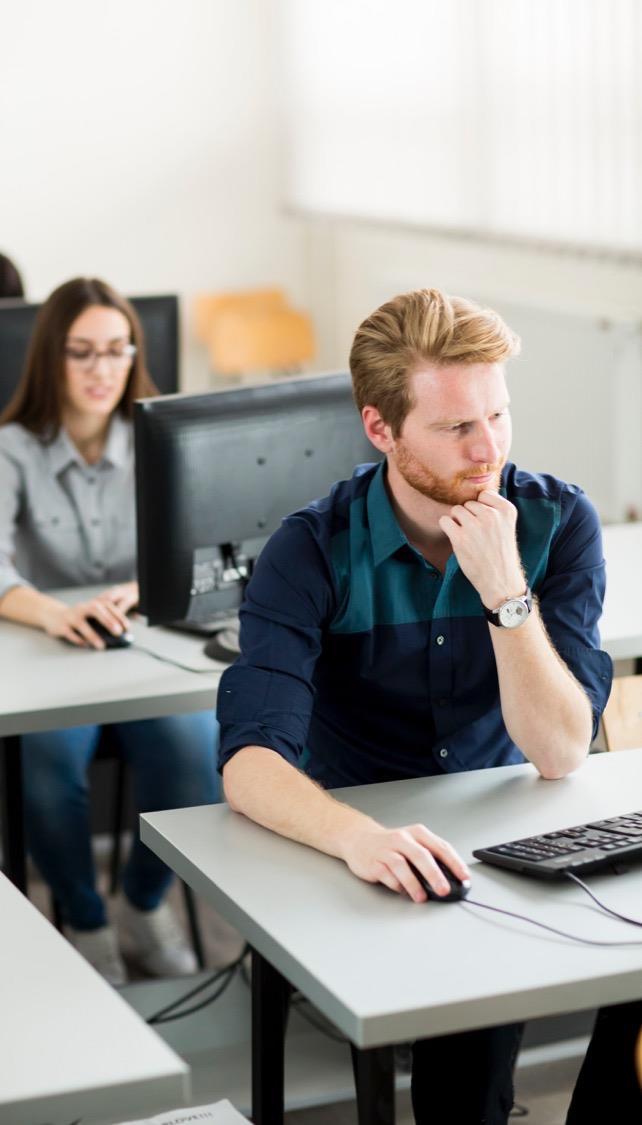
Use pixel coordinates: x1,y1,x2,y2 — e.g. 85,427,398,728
350,1043,395,1125
1,736,26,892
251,947,289,1125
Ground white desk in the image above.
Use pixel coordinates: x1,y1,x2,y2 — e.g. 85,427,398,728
0,870,188,1125
0,601,223,738
0,593,225,889
142,749,642,1123
600,522,642,661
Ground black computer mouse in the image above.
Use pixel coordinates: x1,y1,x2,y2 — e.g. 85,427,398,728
408,858,471,902
85,617,134,649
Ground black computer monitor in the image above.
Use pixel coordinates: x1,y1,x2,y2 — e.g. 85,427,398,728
134,373,380,628
0,294,179,411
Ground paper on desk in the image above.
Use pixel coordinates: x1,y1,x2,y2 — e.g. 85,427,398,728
116,1099,250,1125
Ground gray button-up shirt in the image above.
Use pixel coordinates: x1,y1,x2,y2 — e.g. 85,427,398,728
0,415,137,598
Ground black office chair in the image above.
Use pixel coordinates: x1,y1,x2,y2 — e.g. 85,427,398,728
50,729,205,969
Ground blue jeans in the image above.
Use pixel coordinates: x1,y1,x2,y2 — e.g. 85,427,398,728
21,712,219,930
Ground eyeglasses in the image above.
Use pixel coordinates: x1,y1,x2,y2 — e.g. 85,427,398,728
64,344,137,372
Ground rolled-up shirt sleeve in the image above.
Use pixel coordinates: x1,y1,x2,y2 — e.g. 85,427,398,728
535,488,613,738
217,514,336,772
0,444,31,601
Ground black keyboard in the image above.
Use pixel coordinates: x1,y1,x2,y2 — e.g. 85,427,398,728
473,810,642,879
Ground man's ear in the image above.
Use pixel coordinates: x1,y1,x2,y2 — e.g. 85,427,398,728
362,405,395,454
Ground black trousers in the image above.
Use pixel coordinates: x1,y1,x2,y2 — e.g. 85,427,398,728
411,1021,524,1124
566,1001,642,1124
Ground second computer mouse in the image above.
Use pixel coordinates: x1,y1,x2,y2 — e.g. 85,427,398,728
409,858,471,902
85,617,134,649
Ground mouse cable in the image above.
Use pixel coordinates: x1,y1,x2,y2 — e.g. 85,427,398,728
462,899,642,947
130,642,218,674
146,962,237,1026
146,958,244,1026
146,944,249,1026
564,871,642,927
148,965,237,1025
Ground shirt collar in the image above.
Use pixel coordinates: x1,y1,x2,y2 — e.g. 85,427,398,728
367,461,512,567
101,413,131,468
47,413,131,476
46,428,82,476
367,461,410,566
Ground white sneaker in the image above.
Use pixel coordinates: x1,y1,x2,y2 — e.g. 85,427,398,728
119,899,198,977
68,924,127,986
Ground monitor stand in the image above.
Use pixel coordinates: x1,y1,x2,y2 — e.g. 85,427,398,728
203,623,240,664
166,615,240,665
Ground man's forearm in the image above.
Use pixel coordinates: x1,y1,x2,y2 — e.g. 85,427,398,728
223,746,471,899
489,606,593,778
222,746,378,857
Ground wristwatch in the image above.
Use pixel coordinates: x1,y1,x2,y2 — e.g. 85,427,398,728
483,587,532,629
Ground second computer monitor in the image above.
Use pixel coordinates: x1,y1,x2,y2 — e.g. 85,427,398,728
0,294,179,412
134,372,380,627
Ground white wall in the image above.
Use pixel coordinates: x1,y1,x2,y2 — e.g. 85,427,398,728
3,0,641,519
1,0,305,390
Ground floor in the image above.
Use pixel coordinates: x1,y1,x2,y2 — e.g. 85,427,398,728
26,844,584,1125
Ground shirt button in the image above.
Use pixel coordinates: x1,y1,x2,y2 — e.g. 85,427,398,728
437,697,448,707
87,477,96,485
436,635,445,646
91,518,101,526
439,748,449,759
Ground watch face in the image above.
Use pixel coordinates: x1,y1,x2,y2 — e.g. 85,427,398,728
498,598,529,629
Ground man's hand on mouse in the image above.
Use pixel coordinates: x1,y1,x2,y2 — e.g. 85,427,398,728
42,596,130,649
339,822,471,903
438,490,525,610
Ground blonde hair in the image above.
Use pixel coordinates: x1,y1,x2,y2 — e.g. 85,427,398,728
349,288,520,436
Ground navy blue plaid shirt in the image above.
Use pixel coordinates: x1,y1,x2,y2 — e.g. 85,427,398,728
218,461,613,788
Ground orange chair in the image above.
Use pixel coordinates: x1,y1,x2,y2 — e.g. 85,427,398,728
207,304,315,378
193,288,287,345
601,675,642,751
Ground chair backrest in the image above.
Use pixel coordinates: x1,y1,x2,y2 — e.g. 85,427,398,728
193,287,286,344
601,674,642,751
208,305,315,376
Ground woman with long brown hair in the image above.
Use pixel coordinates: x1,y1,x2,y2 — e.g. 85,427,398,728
0,278,219,984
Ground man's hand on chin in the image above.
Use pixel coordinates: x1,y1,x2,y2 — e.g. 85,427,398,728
438,489,525,608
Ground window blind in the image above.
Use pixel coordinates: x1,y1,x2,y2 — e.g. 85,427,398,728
279,0,642,253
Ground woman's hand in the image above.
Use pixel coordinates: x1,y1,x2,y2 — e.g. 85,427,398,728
96,581,139,615
42,595,131,649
